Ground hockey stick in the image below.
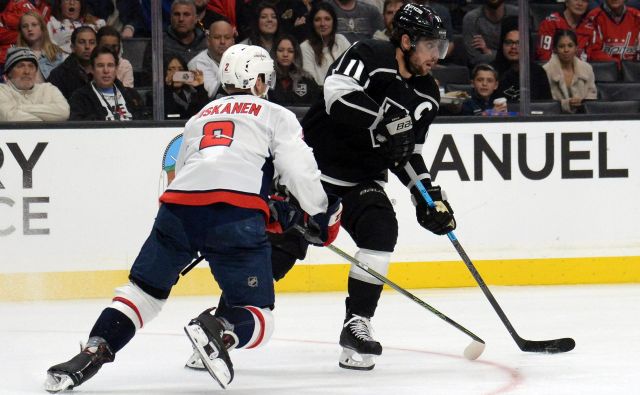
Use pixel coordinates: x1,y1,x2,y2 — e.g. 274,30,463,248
415,182,575,353
324,242,485,360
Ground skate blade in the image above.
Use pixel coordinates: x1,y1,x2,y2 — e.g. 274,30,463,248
43,372,74,393
185,349,206,370
184,325,232,388
338,348,376,371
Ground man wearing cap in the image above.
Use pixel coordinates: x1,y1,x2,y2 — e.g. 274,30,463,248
0,46,69,122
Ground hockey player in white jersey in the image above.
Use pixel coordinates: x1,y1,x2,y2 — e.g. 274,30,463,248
44,44,342,392
300,3,456,370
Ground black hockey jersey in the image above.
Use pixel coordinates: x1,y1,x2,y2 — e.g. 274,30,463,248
302,39,440,185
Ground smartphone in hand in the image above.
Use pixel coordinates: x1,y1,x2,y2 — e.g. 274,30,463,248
172,71,195,82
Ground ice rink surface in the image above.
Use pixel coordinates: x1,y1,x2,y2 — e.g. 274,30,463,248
1,284,638,395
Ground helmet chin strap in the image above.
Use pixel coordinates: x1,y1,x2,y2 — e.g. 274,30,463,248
402,44,418,77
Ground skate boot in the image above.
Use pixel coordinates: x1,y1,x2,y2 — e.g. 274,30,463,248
184,312,234,388
44,336,115,393
185,326,238,370
339,314,382,370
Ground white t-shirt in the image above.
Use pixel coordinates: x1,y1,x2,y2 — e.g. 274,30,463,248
300,34,351,86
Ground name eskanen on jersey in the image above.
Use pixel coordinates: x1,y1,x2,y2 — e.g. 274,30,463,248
199,102,263,118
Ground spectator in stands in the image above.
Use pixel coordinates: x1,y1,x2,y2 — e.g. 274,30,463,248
17,11,64,81
164,54,208,119
47,25,96,100
462,0,518,66
29,0,52,21
240,2,281,57
330,0,384,43
96,26,134,88
69,46,143,120
276,0,317,44
543,29,597,114
411,0,455,58
194,0,225,33
47,0,105,54
586,0,640,66
0,0,38,71
269,34,320,106
0,46,69,121
493,17,552,102
536,0,593,62
188,18,235,99
373,0,403,41
145,0,208,67
85,0,147,38
460,63,508,115
300,2,350,85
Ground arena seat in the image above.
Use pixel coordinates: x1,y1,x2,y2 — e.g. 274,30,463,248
584,100,640,114
621,61,640,82
430,64,470,89
590,61,619,82
597,82,640,101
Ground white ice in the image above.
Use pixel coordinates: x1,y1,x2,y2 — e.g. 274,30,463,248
1,284,638,394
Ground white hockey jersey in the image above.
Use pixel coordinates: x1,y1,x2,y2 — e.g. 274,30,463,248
160,94,328,218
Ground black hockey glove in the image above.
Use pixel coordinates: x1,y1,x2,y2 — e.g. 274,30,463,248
299,194,342,246
374,112,415,169
414,184,456,235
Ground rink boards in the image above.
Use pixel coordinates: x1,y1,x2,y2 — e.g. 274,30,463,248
0,119,638,301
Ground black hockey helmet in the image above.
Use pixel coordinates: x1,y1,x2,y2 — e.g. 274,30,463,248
391,3,448,58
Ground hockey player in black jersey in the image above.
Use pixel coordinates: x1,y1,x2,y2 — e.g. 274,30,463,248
301,3,457,370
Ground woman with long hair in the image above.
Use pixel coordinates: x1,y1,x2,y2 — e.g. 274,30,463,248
164,55,209,120
269,34,321,106
240,2,281,57
300,2,350,86
47,0,105,54
543,29,597,113
17,11,65,81
492,16,551,103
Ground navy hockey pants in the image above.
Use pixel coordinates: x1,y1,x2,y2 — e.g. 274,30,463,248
129,203,274,308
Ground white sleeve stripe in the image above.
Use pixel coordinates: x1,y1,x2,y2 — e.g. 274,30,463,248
414,90,440,109
369,67,397,76
337,96,379,118
353,61,365,80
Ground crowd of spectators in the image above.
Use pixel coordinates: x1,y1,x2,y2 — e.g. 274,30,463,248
1,0,639,122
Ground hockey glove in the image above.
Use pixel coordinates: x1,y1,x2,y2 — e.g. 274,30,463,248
301,194,342,246
415,184,456,235
374,112,415,169
267,194,302,234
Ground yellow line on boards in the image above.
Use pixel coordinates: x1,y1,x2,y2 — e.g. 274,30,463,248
1,256,639,301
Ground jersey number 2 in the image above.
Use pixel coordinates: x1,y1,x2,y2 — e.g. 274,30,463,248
200,121,235,149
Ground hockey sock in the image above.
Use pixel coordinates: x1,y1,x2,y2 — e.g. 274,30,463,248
216,306,274,349
346,277,383,318
89,308,136,353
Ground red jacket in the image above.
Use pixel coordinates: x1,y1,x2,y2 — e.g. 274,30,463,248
207,0,237,28
586,5,640,64
0,0,37,64
536,11,595,61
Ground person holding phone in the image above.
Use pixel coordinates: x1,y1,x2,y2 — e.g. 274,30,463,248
164,54,209,119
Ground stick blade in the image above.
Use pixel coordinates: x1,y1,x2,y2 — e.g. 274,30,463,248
520,337,575,353
463,340,485,360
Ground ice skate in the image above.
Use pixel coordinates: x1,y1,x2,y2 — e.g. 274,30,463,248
338,314,382,370
185,330,239,370
184,316,234,388
44,336,114,393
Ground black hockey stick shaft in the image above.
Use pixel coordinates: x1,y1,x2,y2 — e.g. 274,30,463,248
415,183,575,353
326,243,485,345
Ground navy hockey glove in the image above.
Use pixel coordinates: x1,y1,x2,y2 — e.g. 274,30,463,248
301,194,342,246
414,184,456,235
374,112,415,169
267,194,302,234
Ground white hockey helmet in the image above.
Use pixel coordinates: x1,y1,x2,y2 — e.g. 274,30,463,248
219,44,276,94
